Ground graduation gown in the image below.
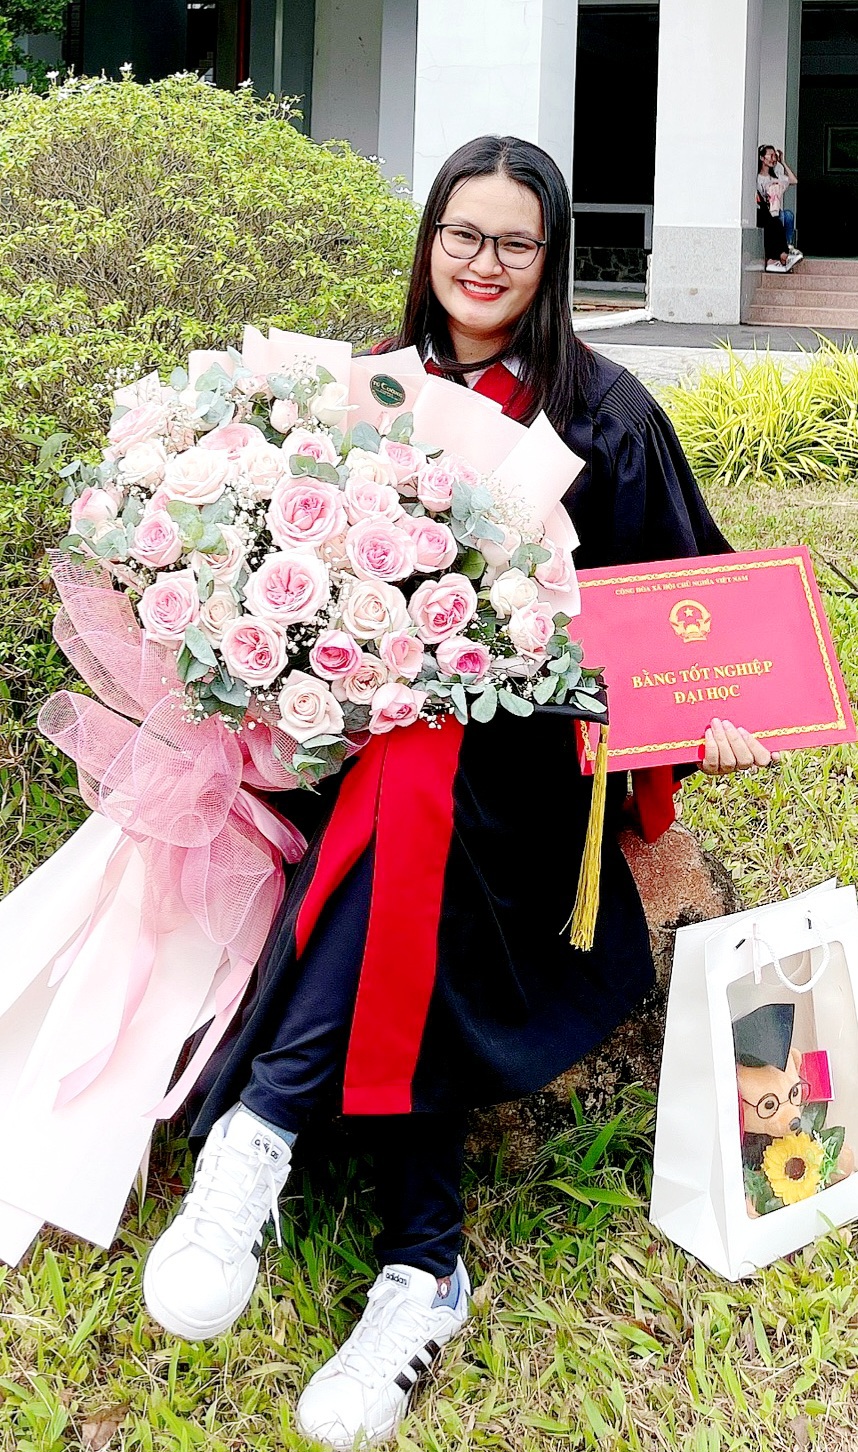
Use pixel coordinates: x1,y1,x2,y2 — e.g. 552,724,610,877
190,347,730,1134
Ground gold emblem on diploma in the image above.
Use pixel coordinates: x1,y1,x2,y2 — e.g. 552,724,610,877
669,599,712,643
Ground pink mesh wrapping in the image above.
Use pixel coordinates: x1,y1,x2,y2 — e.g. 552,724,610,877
37,558,309,1106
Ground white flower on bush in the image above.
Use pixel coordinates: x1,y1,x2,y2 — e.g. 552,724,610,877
243,551,330,626
340,579,409,641
120,439,168,490
130,510,183,568
489,568,539,619
220,616,289,687
332,651,389,705
138,569,200,646
189,524,246,585
277,670,345,743
310,382,351,427
345,446,398,488
162,446,229,504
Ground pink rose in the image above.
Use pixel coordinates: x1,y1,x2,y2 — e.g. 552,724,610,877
138,569,200,646
403,516,458,573
277,670,345,743
71,487,120,532
319,531,350,570
415,459,456,512
440,452,480,488
130,510,184,568
435,636,492,681
480,526,522,570
345,518,417,583
243,551,330,625
107,402,166,456
345,447,398,488
535,542,577,593
309,629,364,681
190,524,246,585
332,651,389,705
408,573,478,644
283,428,339,470
270,398,300,434
267,479,347,549
340,580,409,641
343,476,404,525
121,438,168,489
199,422,261,463
199,587,241,644
368,682,427,735
163,447,229,504
378,440,423,486
379,631,424,681
507,601,556,660
220,616,288,687
240,441,289,500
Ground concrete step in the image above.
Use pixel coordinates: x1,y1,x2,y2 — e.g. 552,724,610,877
747,302,858,327
760,271,858,294
755,287,858,308
792,257,858,275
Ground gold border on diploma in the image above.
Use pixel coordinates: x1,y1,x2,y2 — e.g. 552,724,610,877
579,555,848,766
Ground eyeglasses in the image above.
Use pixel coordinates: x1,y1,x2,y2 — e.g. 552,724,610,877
434,223,546,270
741,1079,809,1121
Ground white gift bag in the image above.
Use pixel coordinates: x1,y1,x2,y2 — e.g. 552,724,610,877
650,882,858,1279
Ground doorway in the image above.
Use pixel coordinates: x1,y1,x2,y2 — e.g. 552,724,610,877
797,3,858,256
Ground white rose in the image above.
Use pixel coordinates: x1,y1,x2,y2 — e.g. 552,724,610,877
121,439,168,490
189,524,246,585
240,440,289,500
162,446,229,504
277,670,346,744
339,579,409,641
310,381,352,427
489,568,539,619
199,587,241,644
345,447,398,488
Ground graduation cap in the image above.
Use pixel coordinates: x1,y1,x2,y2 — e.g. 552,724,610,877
732,1002,795,1070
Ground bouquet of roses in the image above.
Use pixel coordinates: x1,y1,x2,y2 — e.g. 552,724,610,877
58,332,604,788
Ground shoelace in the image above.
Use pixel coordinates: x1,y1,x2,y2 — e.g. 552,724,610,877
183,1139,283,1261
336,1284,444,1388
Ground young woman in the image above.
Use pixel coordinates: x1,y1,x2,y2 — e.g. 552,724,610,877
757,143,800,271
143,135,774,1449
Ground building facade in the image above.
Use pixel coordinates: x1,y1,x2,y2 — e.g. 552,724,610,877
62,0,858,324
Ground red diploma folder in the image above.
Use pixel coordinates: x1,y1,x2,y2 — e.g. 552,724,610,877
575,548,856,774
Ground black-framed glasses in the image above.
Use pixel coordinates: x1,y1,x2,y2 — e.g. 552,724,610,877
741,1078,809,1121
434,222,546,270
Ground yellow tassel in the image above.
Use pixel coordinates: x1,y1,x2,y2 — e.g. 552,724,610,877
566,722,609,952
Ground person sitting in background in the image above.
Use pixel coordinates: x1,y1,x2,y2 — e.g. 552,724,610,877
757,144,801,272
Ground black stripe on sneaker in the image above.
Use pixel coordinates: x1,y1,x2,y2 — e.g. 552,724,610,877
394,1373,413,1393
425,1340,441,1359
409,1355,429,1375
251,1239,263,1260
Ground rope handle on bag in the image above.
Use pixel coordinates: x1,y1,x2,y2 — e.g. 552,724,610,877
749,914,831,994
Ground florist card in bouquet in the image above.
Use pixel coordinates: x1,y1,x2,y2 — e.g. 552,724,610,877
347,348,428,433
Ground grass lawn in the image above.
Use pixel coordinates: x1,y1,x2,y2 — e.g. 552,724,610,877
1,361,857,1450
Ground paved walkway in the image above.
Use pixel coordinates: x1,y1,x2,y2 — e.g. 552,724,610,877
571,317,857,390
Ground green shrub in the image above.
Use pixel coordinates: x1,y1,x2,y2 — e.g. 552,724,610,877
0,73,417,885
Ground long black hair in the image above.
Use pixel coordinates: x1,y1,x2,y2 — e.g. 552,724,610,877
390,135,593,432
758,143,777,176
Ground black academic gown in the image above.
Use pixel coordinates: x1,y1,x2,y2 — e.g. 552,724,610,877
189,348,730,1136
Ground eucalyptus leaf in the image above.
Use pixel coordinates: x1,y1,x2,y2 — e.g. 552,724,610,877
59,460,80,479
183,623,220,668
498,689,534,717
451,481,472,520
196,524,227,554
572,690,606,714
176,645,209,684
170,366,189,391
450,683,468,716
458,548,486,580
197,559,215,602
386,411,414,443
350,422,382,453
470,684,498,722
210,676,250,708
533,676,558,704
315,366,336,387
471,516,505,545
302,733,344,749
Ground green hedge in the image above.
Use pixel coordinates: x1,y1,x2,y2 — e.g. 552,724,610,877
0,74,418,887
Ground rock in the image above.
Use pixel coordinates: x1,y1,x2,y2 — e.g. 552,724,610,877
467,823,741,1167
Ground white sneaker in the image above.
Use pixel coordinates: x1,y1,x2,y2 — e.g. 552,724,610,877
143,1105,292,1340
295,1259,471,1448
765,260,788,272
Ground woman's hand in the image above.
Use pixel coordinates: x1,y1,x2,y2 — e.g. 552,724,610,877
700,717,780,775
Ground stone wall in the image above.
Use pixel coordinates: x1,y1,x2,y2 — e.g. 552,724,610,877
574,245,648,285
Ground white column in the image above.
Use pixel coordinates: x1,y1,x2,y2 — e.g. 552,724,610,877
759,0,802,194
311,0,384,159
649,0,764,324
412,0,578,205
378,0,418,189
